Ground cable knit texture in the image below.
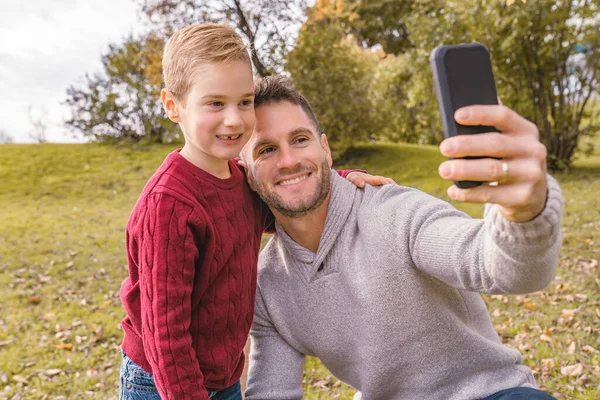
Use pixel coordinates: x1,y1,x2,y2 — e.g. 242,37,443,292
246,171,563,400
120,150,270,399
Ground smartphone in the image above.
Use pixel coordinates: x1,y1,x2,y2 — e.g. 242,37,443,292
430,43,499,189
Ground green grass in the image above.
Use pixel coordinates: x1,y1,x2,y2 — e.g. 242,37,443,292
0,140,598,399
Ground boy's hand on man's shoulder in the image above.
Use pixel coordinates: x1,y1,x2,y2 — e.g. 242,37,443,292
346,172,395,189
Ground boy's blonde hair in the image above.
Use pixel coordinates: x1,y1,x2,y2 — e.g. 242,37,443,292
162,23,251,102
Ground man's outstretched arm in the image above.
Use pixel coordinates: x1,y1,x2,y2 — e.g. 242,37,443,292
411,104,562,294
370,104,563,294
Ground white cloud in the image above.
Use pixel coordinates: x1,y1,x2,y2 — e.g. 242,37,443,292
0,0,143,143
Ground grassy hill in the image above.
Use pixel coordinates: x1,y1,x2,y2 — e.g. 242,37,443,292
0,141,598,399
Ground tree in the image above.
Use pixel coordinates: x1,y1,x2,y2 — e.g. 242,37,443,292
65,35,177,143
482,0,600,170
140,0,309,77
286,0,380,158
368,53,434,144
343,0,414,54
27,106,48,144
344,0,599,170
0,129,14,144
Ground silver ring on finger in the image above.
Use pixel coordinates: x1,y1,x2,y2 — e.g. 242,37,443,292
500,160,509,182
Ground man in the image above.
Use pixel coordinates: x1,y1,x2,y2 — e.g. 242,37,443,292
241,76,562,400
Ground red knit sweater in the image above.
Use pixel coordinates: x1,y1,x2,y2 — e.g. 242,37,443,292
120,150,356,399
120,150,271,399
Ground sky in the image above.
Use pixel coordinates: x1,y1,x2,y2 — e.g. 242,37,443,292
0,0,143,143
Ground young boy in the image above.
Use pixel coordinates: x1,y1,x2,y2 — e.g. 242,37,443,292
119,23,388,400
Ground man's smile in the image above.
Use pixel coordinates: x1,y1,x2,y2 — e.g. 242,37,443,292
277,172,311,186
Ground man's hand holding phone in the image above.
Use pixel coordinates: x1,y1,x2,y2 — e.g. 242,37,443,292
437,104,548,223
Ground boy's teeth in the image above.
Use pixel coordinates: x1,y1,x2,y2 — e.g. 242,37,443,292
220,134,241,140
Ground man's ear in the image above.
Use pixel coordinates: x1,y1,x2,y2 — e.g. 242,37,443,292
320,133,333,168
161,89,181,123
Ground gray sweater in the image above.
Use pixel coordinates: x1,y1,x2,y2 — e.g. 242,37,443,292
246,171,563,400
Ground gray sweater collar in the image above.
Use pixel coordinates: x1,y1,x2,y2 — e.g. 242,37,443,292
275,170,356,278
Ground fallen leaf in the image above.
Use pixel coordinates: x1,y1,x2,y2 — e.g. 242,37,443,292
41,310,56,321
519,342,532,352
568,341,576,354
0,339,15,347
312,378,331,389
55,343,73,350
99,300,112,309
541,358,554,369
540,334,552,342
561,309,578,318
45,369,61,377
12,374,28,383
29,297,41,304
583,345,599,354
561,364,584,377
524,302,536,310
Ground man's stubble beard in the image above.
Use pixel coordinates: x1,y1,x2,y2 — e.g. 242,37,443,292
250,161,331,218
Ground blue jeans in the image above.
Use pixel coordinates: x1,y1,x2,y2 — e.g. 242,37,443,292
119,352,242,400
483,387,556,399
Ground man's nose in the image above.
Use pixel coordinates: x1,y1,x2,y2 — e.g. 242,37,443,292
276,145,300,170
223,106,243,128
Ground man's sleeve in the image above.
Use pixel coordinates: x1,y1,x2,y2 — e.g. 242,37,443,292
379,175,563,294
138,193,209,400
245,286,305,400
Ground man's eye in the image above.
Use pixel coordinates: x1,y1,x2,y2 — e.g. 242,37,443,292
259,147,275,155
294,137,308,144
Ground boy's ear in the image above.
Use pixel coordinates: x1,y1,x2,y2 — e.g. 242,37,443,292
161,89,180,123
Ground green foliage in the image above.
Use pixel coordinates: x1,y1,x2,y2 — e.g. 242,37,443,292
65,36,179,144
286,0,379,158
479,0,600,171
343,0,414,54
338,0,600,170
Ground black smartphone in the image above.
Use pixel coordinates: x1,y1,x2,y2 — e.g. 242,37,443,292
430,42,499,189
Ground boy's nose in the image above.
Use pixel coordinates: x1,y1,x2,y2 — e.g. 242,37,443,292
223,107,243,128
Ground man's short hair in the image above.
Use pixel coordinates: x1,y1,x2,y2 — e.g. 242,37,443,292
254,76,321,133
162,23,251,103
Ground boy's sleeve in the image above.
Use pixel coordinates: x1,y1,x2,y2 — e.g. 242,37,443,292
245,286,305,400
336,169,366,178
138,193,210,400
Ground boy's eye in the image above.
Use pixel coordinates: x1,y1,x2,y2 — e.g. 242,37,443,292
209,101,224,107
241,99,254,106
